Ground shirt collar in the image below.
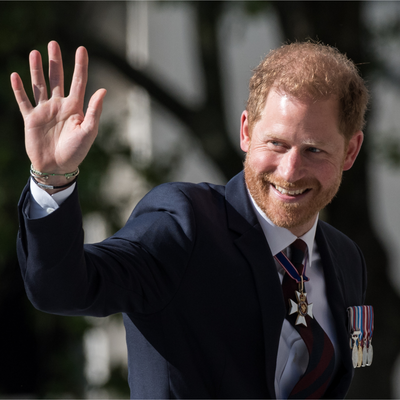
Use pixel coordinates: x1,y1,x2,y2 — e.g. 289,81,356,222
247,190,318,267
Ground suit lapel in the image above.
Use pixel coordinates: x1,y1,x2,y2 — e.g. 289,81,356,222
316,224,354,393
225,173,285,398
225,173,355,396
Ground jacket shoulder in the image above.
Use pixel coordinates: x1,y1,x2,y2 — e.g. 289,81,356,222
317,220,359,249
130,180,226,218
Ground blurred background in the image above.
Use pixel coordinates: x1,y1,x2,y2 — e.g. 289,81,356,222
1,1,400,398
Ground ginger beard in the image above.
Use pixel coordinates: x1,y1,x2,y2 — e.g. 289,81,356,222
244,154,343,231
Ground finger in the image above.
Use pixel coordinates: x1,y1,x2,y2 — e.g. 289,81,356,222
29,50,48,104
81,88,107,137
69,46,88,109
10,72,33,115
48,41,64,97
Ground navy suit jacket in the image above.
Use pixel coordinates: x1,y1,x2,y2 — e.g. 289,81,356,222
17,172,367,398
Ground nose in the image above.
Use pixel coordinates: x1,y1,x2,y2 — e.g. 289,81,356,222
278,148,306,183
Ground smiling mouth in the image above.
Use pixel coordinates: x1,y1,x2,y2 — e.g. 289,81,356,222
273,184,310,196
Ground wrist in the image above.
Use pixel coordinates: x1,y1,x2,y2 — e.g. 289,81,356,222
30,174,78,193
30,164,79,180
29,164,79,194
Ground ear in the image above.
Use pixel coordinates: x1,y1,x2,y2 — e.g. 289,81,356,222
343,131,364,171
240,110,251,152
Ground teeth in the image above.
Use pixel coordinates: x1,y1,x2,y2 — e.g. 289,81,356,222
274,185,307,196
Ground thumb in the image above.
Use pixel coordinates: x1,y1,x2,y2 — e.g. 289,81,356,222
81,88,107,136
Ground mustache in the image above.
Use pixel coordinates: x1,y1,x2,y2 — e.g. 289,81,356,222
259,172,318,190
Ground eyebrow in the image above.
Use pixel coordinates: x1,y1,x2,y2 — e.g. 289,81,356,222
265,134,335,149
302,139,332,147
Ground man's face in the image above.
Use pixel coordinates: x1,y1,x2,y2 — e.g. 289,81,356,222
240,90,363,236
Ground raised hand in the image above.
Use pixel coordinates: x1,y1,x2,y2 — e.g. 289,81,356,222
11,41,106,188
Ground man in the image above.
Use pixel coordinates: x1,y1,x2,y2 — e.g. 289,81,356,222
12,41,369,398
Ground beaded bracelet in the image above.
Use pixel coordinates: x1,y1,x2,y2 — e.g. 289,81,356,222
30,173,78,190
30,164,80,180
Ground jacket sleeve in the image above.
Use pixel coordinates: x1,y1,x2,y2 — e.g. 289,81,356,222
17,182,196,317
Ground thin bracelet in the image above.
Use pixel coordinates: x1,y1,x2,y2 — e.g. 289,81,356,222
30,173,78,190
30,164,80,180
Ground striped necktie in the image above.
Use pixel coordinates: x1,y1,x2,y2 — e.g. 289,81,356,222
281,239,335,399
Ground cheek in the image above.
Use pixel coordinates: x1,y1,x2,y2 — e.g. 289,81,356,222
315,163,342,187
247,150,278,173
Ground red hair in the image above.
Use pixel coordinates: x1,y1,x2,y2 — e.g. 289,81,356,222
247,41,369,140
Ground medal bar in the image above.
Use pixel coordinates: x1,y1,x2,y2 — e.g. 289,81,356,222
347,305,374,368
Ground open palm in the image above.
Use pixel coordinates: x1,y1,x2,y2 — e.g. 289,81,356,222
11,41,106,176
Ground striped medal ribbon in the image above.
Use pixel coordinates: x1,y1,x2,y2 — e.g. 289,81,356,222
275,250,310,284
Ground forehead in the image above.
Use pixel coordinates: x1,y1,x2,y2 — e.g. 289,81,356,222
257,90,341,139
263,89,339,116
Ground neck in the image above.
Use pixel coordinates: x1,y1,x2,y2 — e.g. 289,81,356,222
288,216,318,237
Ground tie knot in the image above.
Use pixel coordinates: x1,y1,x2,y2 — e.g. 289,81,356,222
290,239,307,270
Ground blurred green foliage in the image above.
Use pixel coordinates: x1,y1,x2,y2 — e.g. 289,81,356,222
0,2,177,397
0,2,126,397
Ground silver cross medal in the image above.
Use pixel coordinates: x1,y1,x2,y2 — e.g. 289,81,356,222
288,276,314,326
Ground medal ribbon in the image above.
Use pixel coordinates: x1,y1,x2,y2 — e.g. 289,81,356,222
363,306,368,345
367,305,374,346
358,306,363,344
274,250,309,283
347,306,362,346
348,306,374,342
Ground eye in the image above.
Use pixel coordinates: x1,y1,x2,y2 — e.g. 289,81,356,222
267,141,287,152
307,147,321,153
270,141,285,148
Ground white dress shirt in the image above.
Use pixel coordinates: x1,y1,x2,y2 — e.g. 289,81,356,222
248,194,340,399
29,178,75,218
